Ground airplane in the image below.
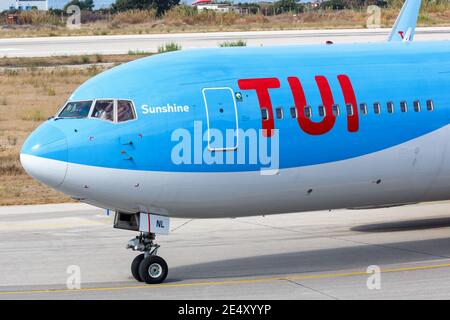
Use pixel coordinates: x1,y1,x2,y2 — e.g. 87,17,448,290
20,0,450,284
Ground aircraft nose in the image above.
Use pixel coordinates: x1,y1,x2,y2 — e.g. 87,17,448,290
20,123,68,188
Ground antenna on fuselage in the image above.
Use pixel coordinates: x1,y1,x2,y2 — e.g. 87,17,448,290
388,0,422,42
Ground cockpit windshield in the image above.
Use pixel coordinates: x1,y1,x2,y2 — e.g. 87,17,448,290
55,99,136,122
58,101,93,118
92,100,114,122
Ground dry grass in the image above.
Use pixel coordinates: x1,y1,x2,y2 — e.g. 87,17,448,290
0,175,73,205
0,53,149,68
0,6,449,38
16,10,65,26
111,9,157,25
0,55,147,206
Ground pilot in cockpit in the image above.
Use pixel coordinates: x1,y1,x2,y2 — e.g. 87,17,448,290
57,99,136,123
97,101,114,121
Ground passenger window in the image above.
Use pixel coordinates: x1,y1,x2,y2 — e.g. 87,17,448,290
346,104,354,116
318,105,325,117
400,101,408,113
290,107,297,119
261,108,269,121
373,102,381,115
332,104,340,116
92,100,114,122
413,100,421,112
58,101,92,118
304,106,312,118
276,107,283,120
359,103,367,115
117,100,136,122
387,101,395,114
426,100,434,111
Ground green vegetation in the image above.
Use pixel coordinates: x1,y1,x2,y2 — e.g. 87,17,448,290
157,42,182,53
219,40,247,47
273,0,304,14
128,49,152,55
112,0,180,16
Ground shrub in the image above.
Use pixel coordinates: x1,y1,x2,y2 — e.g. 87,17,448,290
128,50,151,55
157,42,181,53
112,0,180,16
219,40,247,47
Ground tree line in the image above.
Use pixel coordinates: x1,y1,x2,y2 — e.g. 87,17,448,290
52,0,448,16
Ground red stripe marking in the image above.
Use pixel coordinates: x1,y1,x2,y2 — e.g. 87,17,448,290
238,78,280,138
337,75,359,133
288,76,336,136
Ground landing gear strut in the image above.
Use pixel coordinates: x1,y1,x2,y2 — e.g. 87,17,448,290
127,232,168,284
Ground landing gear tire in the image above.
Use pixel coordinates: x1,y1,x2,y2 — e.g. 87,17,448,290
131,254,145,282
138,255,168,284
127,232,167,284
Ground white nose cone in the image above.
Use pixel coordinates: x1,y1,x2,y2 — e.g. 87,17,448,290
21,123,68,188
20,154,68,188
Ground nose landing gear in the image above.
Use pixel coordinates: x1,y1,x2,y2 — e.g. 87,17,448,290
127,232,168,284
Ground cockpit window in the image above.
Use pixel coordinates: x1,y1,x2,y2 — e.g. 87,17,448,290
92,100,114,122
58,101,92,118
117,100,136,122
57,99,136,123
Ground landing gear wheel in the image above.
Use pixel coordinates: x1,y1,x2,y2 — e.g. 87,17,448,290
131,254,145,282
127,232,166,284
138,255,168,284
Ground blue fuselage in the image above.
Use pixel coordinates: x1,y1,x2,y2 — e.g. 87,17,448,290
23,41,450,173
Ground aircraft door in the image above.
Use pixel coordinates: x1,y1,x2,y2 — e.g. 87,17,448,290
202,87,239,151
